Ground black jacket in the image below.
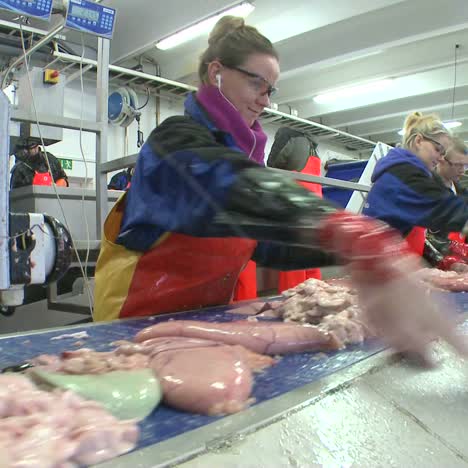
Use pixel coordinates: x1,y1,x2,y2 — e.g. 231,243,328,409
10,151,68,189
423,171,468,266
431,171,468,202
267,127,318,171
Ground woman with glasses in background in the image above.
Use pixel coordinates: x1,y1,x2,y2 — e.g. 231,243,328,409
364,112,468,269
425,137,468,270
434,137,468,199
93,18,465,363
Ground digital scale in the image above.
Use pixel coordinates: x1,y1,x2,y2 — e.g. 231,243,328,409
0,0,116,39
0,0,53,21
65,0,116,39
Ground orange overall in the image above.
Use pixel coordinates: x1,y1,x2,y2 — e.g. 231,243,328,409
94,194,258,321
278,155,322,293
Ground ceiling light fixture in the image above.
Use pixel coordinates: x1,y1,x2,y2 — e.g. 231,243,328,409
444,120,463,129
319,50,384,69
397,120,463,136
313,79,393,104
156,1,255,51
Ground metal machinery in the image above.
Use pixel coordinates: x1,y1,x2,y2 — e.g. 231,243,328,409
108,87,140,129
0,0,116,311
108,86,145,148
0,87,72,311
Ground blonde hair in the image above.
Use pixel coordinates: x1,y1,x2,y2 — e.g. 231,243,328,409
402,111,451,150
448,136,467,156
198,15,279,84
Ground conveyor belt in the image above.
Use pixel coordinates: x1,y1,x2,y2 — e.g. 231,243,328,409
2,293,468,466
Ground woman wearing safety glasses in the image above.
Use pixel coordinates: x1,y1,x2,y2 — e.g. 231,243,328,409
364,112,468,270
424,137,468,271
434,137,468,199
94,18,466,362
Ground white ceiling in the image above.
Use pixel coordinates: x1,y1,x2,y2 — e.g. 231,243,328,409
103,0,468,146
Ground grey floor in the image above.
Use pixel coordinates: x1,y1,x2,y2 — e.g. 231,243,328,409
0,299,87,334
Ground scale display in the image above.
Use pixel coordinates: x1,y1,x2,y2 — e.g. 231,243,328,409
66,0,116,39
0,0,53,21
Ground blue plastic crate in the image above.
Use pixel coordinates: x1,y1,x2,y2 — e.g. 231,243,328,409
322,186,353,207
325,160,367,181
323,160,367,207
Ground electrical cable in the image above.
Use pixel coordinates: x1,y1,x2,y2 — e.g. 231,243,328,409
217,78,256,160
78,32,94,318
18,22,94,319
137,87,150,110
451,44,459,121
1,223,48,240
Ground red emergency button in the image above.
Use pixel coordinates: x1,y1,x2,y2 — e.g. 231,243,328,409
44,69,60,85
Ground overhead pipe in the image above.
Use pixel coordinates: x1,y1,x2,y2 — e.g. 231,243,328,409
2,22,65,89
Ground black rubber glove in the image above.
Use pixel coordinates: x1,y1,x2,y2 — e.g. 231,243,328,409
210,167,337,244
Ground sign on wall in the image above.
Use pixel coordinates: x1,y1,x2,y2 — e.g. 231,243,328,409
59,158,73,170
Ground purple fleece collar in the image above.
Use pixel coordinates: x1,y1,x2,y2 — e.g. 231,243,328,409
196,84,267,166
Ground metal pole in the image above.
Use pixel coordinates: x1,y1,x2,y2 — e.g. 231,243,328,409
0,90,11,289
95,37,110,239
1,23,65,89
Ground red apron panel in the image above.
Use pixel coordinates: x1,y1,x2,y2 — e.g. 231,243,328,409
298,156,323,196
32,171,52,186
119,233,257,318
279,155,322,293
406,226,426,256
233,260,257,301
448,232,466,243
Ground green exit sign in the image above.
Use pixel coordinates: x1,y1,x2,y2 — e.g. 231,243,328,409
59,158,73,170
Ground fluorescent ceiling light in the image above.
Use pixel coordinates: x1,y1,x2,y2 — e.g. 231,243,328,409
313,79,393,104
397,121,463,136
325,50,384,68
444,120,463,129
156,2,255,51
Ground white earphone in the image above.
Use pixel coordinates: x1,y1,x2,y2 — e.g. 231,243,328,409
213,70,255,159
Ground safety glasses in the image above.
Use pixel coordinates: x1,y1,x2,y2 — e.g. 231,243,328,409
423,135,448,157
223,65,278,98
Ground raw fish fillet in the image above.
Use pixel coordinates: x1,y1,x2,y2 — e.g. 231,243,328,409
134,320,341,354
116,337,275,414
416,268,468,292
33,337,274,416
0,374,138,467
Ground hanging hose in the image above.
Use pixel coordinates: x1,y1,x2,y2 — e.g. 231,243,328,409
136,114,144,148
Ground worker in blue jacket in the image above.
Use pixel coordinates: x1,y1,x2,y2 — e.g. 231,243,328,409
363,111,468,260
94,16,466,360
108,167,133,191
